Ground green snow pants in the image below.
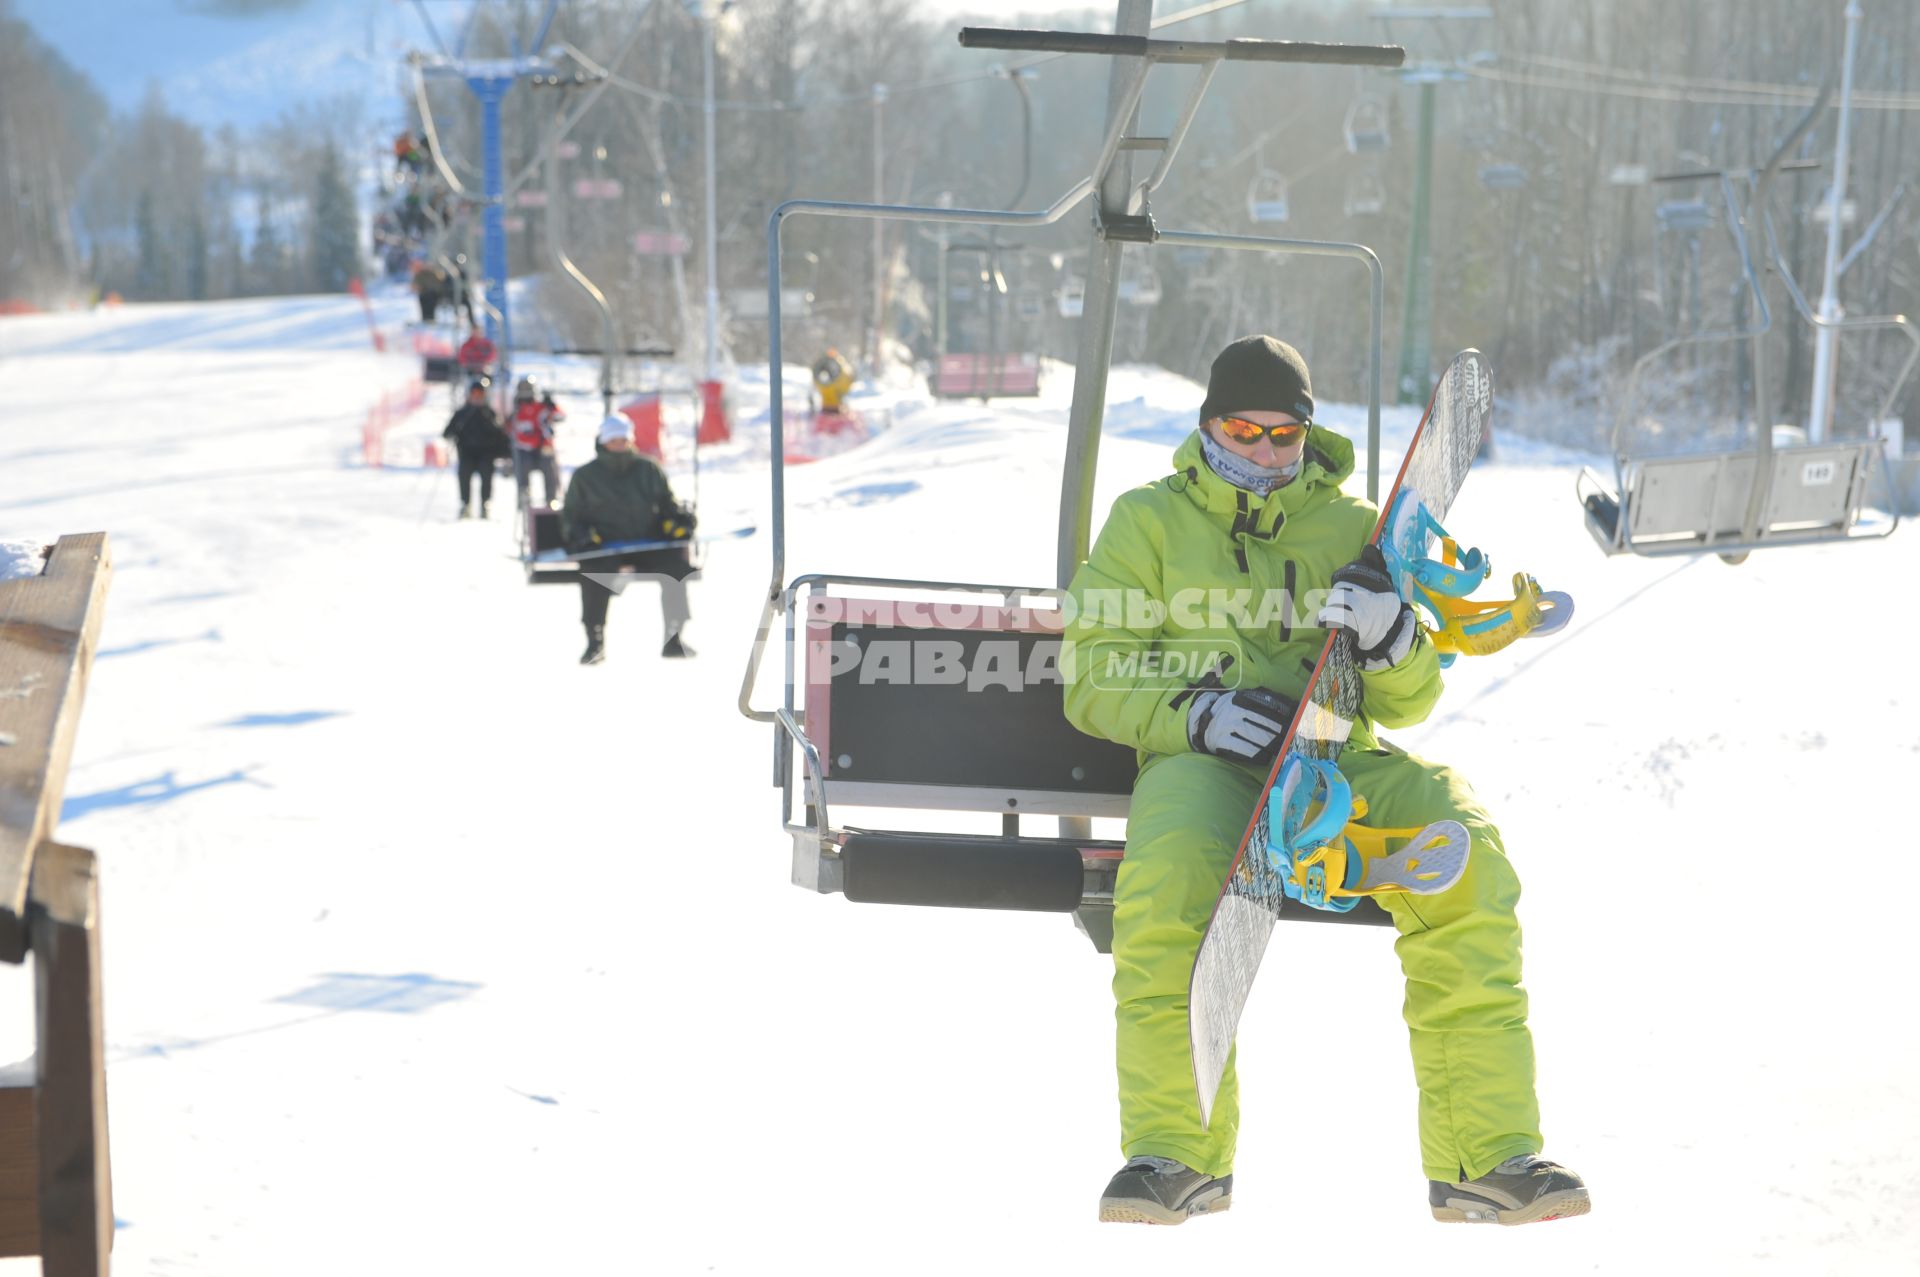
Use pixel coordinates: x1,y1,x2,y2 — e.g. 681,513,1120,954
1112,744,1542,1182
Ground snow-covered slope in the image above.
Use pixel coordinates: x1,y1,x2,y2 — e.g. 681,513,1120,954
1,294,1914,1274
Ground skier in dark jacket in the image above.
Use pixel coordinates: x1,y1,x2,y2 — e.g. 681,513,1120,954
444,378,510,518
560,415,697,664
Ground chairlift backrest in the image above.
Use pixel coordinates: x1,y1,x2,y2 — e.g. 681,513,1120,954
1478,162,1527,192
803,592,1137,817
1656,199,1714,233
1598,443,1879,552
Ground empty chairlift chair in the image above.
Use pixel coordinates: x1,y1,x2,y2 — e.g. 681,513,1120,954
1478,162,1528,191
1577,122,1914,562
1246,170,1291,223
1344,172,1385,217
1343,95,1390,154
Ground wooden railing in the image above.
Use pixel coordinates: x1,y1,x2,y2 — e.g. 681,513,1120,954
0,533,114,1275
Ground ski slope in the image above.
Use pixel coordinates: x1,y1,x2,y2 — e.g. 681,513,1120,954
1,294,1915,1274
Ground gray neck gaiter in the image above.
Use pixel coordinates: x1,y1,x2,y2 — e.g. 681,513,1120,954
1200,431,1302,497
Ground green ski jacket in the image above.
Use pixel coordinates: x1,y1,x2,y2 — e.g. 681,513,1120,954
1063,428,1442,760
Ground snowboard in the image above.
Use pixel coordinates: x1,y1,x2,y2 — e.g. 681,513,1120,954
1188,350,1493,1126
528,525,757,563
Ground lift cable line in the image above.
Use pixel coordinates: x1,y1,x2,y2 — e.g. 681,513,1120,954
1466,59,1920,113
589,0,1266,113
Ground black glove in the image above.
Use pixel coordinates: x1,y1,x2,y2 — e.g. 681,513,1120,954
1318,545,1419,672
1186,686,1299,768
658,505,697,541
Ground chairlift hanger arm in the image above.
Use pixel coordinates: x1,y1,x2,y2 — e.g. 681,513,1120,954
958,28,1405,68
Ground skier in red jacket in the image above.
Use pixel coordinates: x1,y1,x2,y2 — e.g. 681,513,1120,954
457,327,496,377
509,376,564,510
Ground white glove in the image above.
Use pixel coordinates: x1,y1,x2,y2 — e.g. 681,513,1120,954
1318,546,1419,672
1187,687,1299,767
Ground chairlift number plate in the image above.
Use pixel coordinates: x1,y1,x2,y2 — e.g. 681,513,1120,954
1801,460,1838,486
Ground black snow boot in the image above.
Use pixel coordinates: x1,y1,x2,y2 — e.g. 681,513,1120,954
1098,1155,1232,1225
580,626,606,665
1429,1153,1589,1225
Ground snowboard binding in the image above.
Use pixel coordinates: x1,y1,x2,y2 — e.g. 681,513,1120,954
1382,490,1574,667
1264,756,1471,913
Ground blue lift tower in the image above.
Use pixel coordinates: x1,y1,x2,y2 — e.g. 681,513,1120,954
405,0,565,396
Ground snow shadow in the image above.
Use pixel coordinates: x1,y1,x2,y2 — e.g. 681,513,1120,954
60,768,264,822
276,972,481,1015
216,710,346,729
830,480,921,508
97,628,223,659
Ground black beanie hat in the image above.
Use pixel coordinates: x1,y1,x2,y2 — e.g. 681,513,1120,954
1198,335,1314,427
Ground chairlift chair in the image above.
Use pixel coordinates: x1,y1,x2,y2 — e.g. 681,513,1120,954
1344,172,1385,217
1577,105,1912,564
1343,95,1390,154
744,20,1410,949
1655,199,1714,233
1014,283,1046,324
1117,261,1162,306
1056,275,1086,318
1478,162,1528,192
1246,170,1291,223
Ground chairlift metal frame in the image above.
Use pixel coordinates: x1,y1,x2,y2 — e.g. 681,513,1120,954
736,12,1405,943
1577,93,1912,562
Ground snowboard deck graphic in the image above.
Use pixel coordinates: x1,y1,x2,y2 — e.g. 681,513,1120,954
1188,351,1492,1126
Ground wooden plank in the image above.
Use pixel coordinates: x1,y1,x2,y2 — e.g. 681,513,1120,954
0,533,112,965
31,842,110,1276
0,1082,38,1258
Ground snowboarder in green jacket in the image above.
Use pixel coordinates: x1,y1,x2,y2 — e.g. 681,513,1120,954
1064,336,1587,1227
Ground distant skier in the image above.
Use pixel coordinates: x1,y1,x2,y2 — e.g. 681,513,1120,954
1062,336,1587,1227
443,377,510,519
508,377,563,510
411,262,447,324
561,415,697,664
457,326,496,378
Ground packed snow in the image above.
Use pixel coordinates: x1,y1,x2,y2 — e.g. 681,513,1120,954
1,292,1915,1274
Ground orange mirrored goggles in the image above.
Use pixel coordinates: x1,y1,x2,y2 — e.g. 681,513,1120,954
1215,415,1310,446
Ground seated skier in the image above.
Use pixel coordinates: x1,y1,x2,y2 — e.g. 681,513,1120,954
560,416,698,665
1063,335,1587,1227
